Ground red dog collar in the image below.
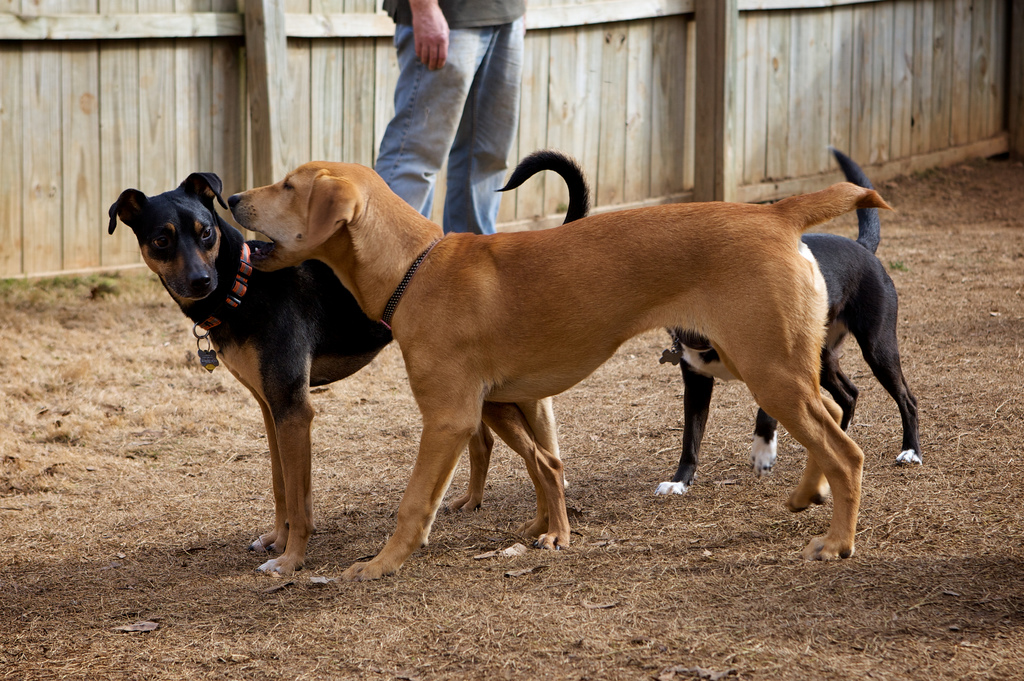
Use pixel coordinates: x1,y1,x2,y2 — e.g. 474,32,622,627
197,242,252,331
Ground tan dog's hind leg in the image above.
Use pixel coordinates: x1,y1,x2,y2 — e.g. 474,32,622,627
764,388,863,560
481,400,570,550
450,397,561,514
448,422,494,512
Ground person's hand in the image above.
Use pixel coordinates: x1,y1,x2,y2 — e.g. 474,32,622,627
410,0,449,70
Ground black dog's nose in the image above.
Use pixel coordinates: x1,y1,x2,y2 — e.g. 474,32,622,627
191,275,212,294
228,194,240,208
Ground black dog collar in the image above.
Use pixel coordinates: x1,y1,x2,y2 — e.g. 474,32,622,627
380,238,441,330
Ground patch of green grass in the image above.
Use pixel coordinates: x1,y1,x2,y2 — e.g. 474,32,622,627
888,260,910,273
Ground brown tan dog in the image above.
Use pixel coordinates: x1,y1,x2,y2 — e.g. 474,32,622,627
228,159,891,581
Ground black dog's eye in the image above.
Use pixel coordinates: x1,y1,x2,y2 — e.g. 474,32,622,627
152,236,171,249
201,226,214,241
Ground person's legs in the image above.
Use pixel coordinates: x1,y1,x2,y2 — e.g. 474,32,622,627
375,25,490,219
443,18,525,234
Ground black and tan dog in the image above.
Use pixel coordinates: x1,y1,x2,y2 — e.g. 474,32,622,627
108,173,562,576
108,174,394,575
228,155,891,581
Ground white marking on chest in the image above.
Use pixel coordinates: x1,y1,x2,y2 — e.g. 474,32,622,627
681,345,737,382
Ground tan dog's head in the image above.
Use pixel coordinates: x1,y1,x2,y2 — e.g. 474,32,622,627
228,162,365,271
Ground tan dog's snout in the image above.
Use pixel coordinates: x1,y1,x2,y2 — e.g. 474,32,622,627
229,164,368,272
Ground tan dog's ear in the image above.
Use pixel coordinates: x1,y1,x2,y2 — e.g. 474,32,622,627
304,172,362,249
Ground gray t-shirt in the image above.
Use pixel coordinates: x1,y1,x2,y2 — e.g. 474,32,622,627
383,0,525,29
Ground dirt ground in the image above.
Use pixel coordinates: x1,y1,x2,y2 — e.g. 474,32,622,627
1,156,1023,680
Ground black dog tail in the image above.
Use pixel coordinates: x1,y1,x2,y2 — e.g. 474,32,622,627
830,147,881,254
499,149,591,224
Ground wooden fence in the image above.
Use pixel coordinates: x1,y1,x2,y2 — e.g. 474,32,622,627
1,0,1022,278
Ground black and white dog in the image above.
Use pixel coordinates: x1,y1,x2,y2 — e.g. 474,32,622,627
657,148,921,495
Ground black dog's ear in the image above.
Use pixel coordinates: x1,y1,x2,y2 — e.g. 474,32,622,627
108,189,148,235
182,172,228,210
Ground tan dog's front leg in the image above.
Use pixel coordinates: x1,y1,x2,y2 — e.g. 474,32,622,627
447,421,494,512
341,419,474,581
256,404,315,575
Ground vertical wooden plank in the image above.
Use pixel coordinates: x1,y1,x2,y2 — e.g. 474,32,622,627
341,0,373,167
543,27,571,216
245,0,288,185
311,0,344,163
930,0,953,151
682,16,696,191
889,0,914,160
138,0,176,195
650,15,687,197
373,35,399,167
765,9,790,180
732,13,746,188
174,0,211,179
694,0,736,202
868,1,892,164
1011,0,1024,158
987,0,1006,139
849,2,873,164
949,0,972,146
342,41,376,166
283,0,312,170
1,0,22,276
743,11,769,184
22,0,63,274
577,25,603,203
283,38,313,170
968,0,991,142
99,0,141,267
624,19,653,204
828,4,853,157
62,0,102,271
211,0,243,196
910,1,934,155
516,21,551,218
597,22,627,207
787,8,830,177
0,2,24,276
311,37,343,162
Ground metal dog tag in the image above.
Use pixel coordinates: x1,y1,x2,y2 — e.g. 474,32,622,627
659,347,682,366
198,347,219,372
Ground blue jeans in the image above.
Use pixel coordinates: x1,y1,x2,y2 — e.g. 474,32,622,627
375,19,524,234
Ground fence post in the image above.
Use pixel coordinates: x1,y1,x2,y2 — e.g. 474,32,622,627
244,0,287,186
694,0,737,202
1011,0,1024,160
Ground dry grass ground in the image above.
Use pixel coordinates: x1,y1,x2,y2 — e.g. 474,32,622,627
1,157,1023,680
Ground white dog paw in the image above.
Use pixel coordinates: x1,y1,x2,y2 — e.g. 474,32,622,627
256,557,298,575
750,433,778,477
896,449,922,465
655,481,689,495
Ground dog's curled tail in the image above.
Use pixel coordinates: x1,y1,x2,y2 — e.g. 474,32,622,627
499,149,591,224
773,182,892,234
830,147,882,253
